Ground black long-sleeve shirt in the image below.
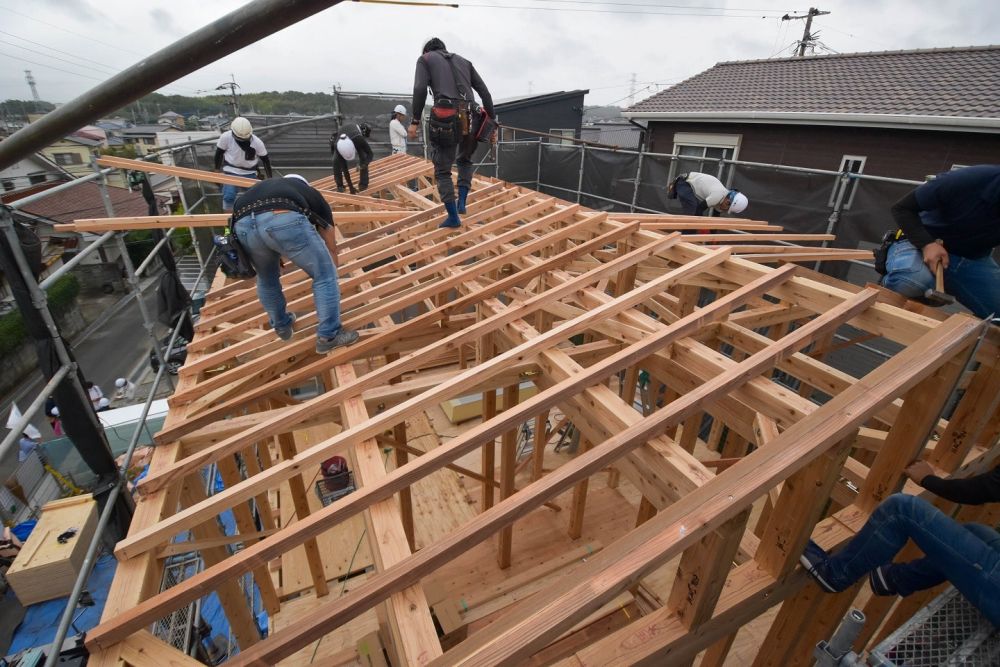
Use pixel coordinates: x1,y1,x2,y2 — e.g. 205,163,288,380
890,165,1000,258
232,177,333,229
412,49,494,121
920,464,1000,506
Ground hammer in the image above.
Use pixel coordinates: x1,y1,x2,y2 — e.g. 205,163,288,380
923,263,954,307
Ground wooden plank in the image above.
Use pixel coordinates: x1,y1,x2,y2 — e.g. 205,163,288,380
119,630,204,667
120,234,685,555
427,315,982,666
497,383,519,568
334,363,442,665
87,264,797,652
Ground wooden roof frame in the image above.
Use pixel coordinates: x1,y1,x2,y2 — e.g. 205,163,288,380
62,154,1000,666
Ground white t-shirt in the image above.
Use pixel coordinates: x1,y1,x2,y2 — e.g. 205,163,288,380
685,172,730,208
389,118,407,153
216,130,267,176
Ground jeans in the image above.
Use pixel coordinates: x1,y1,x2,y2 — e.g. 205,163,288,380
673,178,708,217
882,240,1000,319
823,494,1000,626
233,211,343,340
431,133,477,203
221,184,247,211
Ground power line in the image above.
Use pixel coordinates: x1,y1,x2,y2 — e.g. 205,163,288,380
0,4,146,57
455,1,780,17
0,29,122,73
781,6,830,56
0,50,103,81
528,0,791,12
0,39,119,77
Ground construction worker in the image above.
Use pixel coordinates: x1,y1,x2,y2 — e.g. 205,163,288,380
114,377,136,401
801,460,1000,627
231,175,359,354
668,171,749,217
408,37,495,228
331,123,373,194
214,116,273,211
882,165,1000,320
389,105,408,155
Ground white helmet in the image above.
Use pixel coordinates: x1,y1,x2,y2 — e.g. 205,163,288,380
115,378,127,388
729,192,749,214
98,397,110,408
284,174,308,184
51,407,59,416
393,104,407,116
231,117,253,139
336,135,357,161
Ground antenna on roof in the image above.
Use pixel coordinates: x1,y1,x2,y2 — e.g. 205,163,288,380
782,7,830,57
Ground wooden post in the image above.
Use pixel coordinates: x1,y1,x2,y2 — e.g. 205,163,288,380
497,383,519,568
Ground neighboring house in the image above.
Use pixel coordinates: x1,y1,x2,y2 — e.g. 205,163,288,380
0,153,70,193
623,45,1000,181
493,90,590,143
1,181,165,294
119,123,182,156
38,136,102,177
198,114,227,131
581,122,643,149
621,45,1000,261
158,111,185,129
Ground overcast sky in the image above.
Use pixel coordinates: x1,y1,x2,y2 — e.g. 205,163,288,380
1,0,998,111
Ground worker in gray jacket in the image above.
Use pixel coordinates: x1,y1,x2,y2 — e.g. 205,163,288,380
408,37,495,228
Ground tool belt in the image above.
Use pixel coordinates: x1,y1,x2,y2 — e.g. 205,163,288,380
429,98,470,147
232,197,308,223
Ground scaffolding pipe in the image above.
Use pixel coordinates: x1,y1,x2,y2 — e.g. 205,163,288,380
0,363,72,461
0,1,346,171
42,247,215,667
42,308,193,667
630,150,645,213
575,145,586,204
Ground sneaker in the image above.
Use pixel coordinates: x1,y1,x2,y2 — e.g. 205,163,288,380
274,313,297,341
799,540,839,593
316,328,360,354
869,565,897,596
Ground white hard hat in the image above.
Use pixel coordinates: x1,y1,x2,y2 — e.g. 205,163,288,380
729,192,749,214
51,407,59,416
284,174,309,184
98,397,110,408
393,104,407,115
231,116,253,139
115,378,127,388
336,135,357,161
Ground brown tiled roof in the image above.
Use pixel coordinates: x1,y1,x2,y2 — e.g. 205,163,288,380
626,45,1000,119
12,181,154,224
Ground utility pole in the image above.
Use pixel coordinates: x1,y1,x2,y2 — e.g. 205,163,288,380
782,7,830,57
216,74,241,117
627,72,637,107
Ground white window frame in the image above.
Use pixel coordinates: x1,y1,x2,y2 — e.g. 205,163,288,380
829,155,866,209
669,133,742,185
548,128,576,146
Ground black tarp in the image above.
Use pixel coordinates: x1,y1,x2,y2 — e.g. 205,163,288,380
0,209,133,541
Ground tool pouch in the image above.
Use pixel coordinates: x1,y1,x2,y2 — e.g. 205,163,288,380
429,99,461,147
873,229,898,275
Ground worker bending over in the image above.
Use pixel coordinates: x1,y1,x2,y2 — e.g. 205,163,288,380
882,164,1000,320
215,116,272,211
232,175,358,354
409,37,494,228
668,171,748,216
331,123,373,194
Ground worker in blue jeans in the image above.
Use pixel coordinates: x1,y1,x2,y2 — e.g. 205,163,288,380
882,164,1000,320
232,175,359,355
800,461,1000,627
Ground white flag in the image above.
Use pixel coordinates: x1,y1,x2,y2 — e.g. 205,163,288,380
6,402,42,440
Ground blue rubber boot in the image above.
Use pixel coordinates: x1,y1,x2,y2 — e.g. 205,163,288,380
457,186,469,214
440,200,462,229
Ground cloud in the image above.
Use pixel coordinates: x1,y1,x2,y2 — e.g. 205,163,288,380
39,0,108,23
150,8,182,36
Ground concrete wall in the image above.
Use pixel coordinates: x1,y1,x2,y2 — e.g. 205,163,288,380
0,303,85,396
